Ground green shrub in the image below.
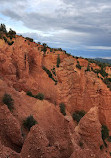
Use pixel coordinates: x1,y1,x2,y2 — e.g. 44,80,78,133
85,64,90,72
0,24,7,33
42,66,52,78
42,66,57,84
41,46,47,53
2,93,14,111
23,115,37,131
41,43,47,53
92,68,100,74
3,36,14,45
8,41,14,45
100,145,104,150
100,67,108,77
103,140,108,148
7,29,16,38
107,136,111,142
79,141,83,148
26,91,44,100
51,67,56,76
50,48,53,52
56,55,60,67
38,42,41,45
103,78,111,90
101,125,109,141
35,93,44,100
59,103,66,116
3,36,8,43
76,61,82,69
26,91,33,97
25,37,33,42
72,110,86,123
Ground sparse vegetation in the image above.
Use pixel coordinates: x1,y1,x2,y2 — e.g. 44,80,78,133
76,61,82,69
26,91,44,100
72,110,86,123
50,48,53,52
2,93,14,111
103,78,111,90
59,103,66,116
56,55,60,67
23,115,37,131
38,42,41,45
101,125,109,141
7,29,16,38
100,145,104,150
41,43,47,53
25,37,33,42
0,24,16,43
51,67,56,76
26,91,33,97
35,93,44,100
85,63,90,72
107,136,111,142
79,141,83,148
42,66,53,78
42,66,57,84
3,36,14,45
87,58,111,67
99,67,108,77
0,24,7,33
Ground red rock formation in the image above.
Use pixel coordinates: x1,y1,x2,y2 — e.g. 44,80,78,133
70,107,109,158
0,141,20,158
0,34,111,157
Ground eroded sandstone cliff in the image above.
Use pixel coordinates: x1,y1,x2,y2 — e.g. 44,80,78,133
0,33,111,157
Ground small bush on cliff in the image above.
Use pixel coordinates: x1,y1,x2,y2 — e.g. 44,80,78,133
51,67,56,76
7,28,16,38
41,43,47,53
72,110,86,123
76,61,82,69
3,36,14,45
79,141,83,148
107,136,111,142
2,93,14,111
0,24,7,33
100,67,108,77
101,125,109,141
8,41,14,45
42,66,58,84
103,78,111,90
26,91,33,97
56,55,60,67
59,103,66,116
85,63,90,72
25,37,33,42
35,93,44,100
100,145,104,150
23,115,37,131
42,66,52,78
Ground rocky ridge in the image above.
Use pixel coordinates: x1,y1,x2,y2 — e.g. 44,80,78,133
0,32,111,157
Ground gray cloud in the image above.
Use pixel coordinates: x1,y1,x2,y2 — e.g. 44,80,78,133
0,0,111,56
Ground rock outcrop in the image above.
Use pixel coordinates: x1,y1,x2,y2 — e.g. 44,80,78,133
0,34,111,157
70,107,109,158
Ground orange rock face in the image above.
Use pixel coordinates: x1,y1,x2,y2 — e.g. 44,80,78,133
0,35,111,157
70,107,109,158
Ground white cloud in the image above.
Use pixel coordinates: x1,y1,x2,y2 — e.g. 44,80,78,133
0,0,111,57
86,46,111,50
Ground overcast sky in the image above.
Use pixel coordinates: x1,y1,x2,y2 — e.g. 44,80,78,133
0,0,111,58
